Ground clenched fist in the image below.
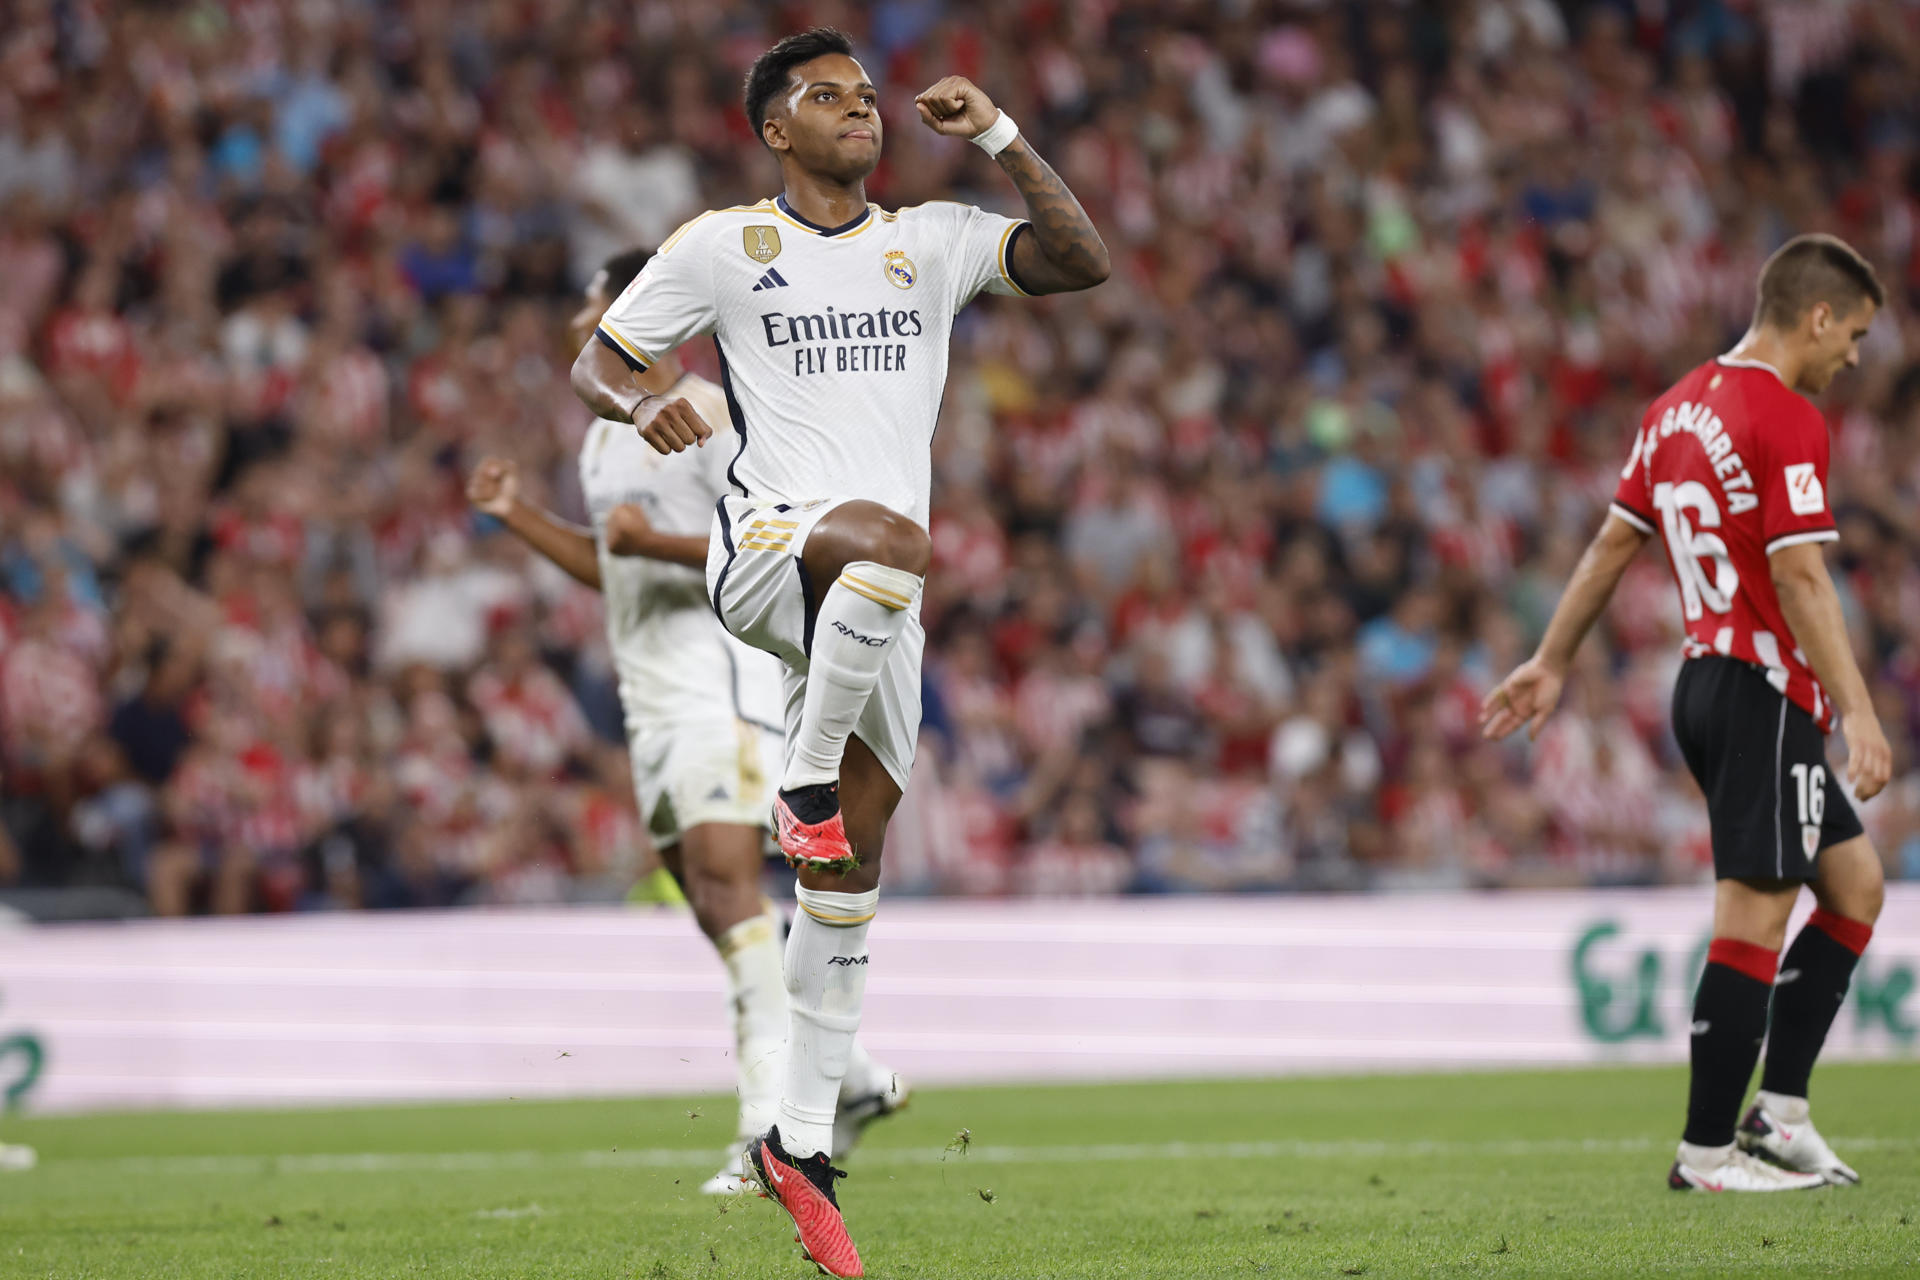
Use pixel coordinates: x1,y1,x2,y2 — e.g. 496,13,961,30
604,503,656,557
915,76,1000,139
633,393,713,455
466,457,520,518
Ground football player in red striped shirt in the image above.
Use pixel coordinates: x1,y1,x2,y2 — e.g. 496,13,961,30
1482,234,1888,1192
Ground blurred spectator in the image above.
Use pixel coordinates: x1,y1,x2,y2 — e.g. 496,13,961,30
1014,789,1135,897
467,625,591,780
108,641,197,786
569,103,701,287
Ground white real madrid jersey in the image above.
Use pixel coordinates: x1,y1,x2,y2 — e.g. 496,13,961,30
594,195,1032,528
578,373,783,734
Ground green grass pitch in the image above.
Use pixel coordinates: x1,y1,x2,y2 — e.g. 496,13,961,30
2,1064,1916,1278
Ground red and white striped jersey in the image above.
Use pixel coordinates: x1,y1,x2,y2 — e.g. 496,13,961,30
0,637,103,769
1610,356,1840,730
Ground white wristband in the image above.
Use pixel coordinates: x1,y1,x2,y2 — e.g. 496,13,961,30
969,110,1019,156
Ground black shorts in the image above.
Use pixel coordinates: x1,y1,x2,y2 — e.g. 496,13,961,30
1671,656,1862,882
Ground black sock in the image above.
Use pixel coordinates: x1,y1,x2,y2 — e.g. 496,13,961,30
779,781,840,824
1760,908,1870,1101
1683,940,1776,1148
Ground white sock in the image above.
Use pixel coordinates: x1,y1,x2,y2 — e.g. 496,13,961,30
1755,1090,1810,1124
778,883,879,1157
782,561,921,791
840,1035,888,1102
759,902,886,1105
718,912,788,1141
1678,1140,1735,1170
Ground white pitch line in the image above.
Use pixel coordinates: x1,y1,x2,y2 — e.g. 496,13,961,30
65,1134,1916,1178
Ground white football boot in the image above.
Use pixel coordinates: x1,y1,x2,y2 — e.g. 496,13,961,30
832,1069,910,1160
699,1139,753,1195
1737,1091,1860,1185
1669,1142,1827,1192
0,1143,36,1172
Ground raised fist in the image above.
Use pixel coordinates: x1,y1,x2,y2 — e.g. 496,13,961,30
915,76,1000,140
466,457,520,518
604,503,656,557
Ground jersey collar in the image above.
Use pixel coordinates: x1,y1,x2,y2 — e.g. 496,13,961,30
772,194,873,238
1715,353,1788,385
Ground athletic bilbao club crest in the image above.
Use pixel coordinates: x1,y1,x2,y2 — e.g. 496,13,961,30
883,250,916,290
744,226,782,263
1802,825,1820,860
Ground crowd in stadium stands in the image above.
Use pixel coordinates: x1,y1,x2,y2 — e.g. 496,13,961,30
3,0,1920,915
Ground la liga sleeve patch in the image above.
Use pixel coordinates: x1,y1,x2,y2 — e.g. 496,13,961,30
1784,463,1824,516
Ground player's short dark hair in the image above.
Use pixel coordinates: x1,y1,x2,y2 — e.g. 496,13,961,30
1754,234,1885,329
599,247,651,298
743,27,856,140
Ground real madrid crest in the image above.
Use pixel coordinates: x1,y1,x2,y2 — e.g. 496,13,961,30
744,226,782,264
883,249,916,290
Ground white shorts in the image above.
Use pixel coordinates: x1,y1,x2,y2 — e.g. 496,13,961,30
628,715,780,849
705,495,924,793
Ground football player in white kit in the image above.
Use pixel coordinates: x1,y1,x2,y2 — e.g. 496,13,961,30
570,29,1108,1277
468,248,901,1197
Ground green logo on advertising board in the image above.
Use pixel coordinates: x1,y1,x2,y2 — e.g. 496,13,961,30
1855,964,1916,1044
1572,919,1917,1047
1572,922,1665,1043
0,1035,41,1110
0,992,44,1110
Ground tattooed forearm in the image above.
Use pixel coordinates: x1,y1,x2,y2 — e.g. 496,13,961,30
996,138,1111,294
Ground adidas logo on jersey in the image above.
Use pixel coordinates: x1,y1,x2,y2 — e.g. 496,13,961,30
750,268,791,292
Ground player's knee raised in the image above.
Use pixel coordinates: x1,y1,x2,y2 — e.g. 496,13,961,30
817,502,930,577
868,508,930,577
